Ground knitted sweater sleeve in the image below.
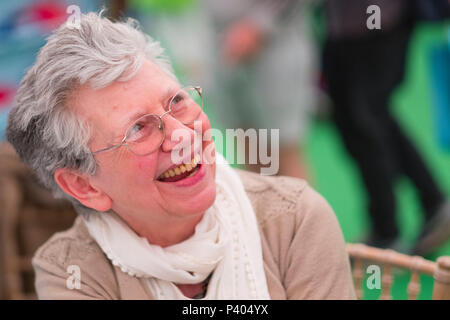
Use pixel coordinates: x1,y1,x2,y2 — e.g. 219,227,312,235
241,169,356,300
277,183,356,299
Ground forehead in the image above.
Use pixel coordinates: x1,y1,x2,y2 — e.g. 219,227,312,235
71,59,177,141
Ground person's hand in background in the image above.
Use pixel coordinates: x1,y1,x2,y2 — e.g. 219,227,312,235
223,20,263,65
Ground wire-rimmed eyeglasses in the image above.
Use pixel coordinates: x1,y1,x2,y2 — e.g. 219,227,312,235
91,86,203,156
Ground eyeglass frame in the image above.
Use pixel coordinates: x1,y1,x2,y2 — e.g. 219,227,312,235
91,85,203,156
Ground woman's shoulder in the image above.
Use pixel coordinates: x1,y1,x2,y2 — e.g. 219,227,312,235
235,167,308,198
234,168,327,226
31,217,120,299
32,216,101,267
234,168,344,256
235,169,355,299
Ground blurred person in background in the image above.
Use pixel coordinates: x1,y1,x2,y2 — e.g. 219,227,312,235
127,0,214,87
321,0,450,255
204,0,318,179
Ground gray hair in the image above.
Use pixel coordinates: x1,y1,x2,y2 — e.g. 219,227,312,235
6,11,175,203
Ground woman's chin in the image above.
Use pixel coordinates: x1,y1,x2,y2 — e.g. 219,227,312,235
172,183,217,217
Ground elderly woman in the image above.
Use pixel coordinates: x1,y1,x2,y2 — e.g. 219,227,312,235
6,12,355,300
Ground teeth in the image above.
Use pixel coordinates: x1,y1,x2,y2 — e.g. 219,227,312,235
159,154,201,180
195,154,201,164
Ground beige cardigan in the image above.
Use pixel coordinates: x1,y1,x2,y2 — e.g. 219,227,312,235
32,169,356,300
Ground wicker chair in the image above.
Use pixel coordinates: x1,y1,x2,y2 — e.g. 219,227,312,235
347,243,450,300
0,143,77,299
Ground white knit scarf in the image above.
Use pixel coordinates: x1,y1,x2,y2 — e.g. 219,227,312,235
81,153,271,300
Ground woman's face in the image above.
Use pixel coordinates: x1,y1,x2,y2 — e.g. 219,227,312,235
73,59,217,231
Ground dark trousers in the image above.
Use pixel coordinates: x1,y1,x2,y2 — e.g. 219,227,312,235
322,24,444,238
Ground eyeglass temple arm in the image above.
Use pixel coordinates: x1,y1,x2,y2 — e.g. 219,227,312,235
92,143,123,155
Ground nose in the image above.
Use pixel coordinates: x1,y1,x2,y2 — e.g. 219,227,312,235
160,114,197,154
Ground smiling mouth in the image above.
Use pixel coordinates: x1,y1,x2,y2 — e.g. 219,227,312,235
157,154,201,183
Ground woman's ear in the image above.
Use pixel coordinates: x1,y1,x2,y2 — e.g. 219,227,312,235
54,168,112,212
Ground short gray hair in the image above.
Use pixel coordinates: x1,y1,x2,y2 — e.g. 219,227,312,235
6,11,175,202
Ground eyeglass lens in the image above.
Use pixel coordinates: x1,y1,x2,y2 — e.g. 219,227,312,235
125,87,202,156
